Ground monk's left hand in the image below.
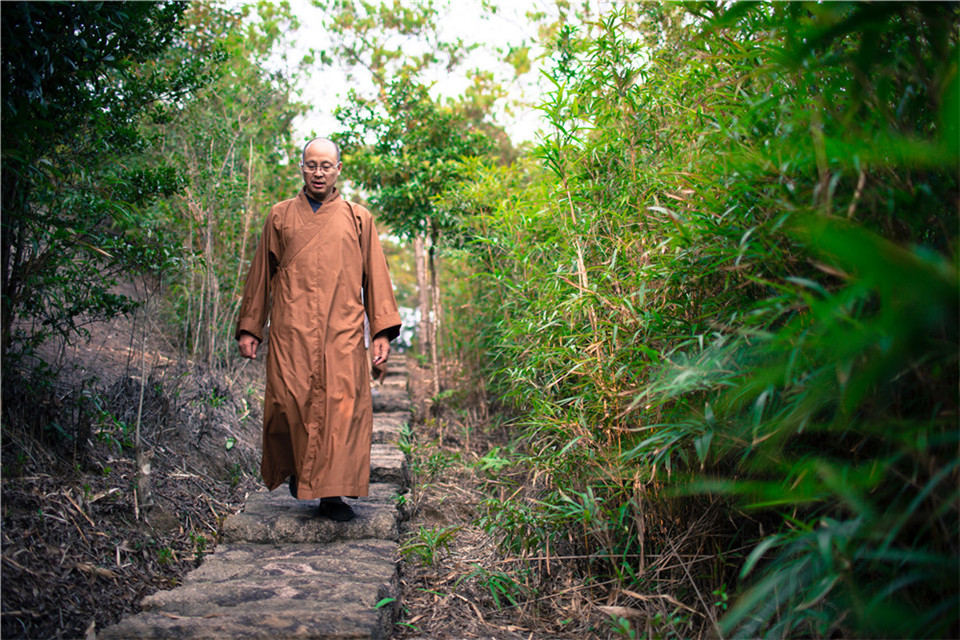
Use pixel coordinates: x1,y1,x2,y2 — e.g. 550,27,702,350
372,334,390,367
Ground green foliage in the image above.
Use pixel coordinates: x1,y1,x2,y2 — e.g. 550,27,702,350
314,0,475,86
0,1,306,368
474,447,512,474
466,564,532,610
316,0,507,240
400,524,461,566
335,78,494,240
649,607,695,640
317,0,519,383
606,614,636,639
93,408,135,453
189,531,209,564
155,546,175,565
420,443,461,485
448,2,958,638
396,421,415,458
401,420,460,487
146,1,307,364
1,1,212,359
477,495,544,556
315,0,524,160
228,462,243,490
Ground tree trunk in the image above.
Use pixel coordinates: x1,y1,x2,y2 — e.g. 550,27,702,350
427,230,441,398
134,310,152,518
414,234,431,364
204,201,219,368
233,138,255,299
0,216,23,358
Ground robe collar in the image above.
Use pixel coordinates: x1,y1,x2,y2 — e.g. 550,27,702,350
296,187,342,226
280,188,346,270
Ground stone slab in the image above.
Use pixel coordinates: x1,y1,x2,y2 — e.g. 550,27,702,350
369,444,409,488
101,358,411,640
377,374,407,390
101,541,398,639
371,388,410,413
383,354,408,370
371,411,411,445
100,610,391,640
158,540,398,591
222,483,402,544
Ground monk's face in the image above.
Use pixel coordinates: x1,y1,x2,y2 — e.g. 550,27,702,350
301,140,342,201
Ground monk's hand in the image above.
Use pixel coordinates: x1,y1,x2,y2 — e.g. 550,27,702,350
238,333,260,359
372,334,390,367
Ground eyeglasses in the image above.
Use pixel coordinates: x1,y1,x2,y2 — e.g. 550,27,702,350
302,162,340,174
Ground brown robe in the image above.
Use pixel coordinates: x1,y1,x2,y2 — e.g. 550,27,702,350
236,188,401,500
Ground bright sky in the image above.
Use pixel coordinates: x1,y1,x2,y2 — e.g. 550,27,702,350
278,0,552,146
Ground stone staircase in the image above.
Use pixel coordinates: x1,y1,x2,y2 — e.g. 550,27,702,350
101,357,412,640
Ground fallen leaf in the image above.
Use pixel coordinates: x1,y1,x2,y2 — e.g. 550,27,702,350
75,562,118,579
597,605,644,619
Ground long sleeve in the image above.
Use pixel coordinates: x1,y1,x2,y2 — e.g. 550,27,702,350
235,211,280,342
359,209,402,341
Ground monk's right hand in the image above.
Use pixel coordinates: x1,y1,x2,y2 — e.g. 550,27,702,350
238,333,260,359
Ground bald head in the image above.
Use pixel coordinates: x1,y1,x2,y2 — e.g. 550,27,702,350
302,137,340,164
300,137,343,202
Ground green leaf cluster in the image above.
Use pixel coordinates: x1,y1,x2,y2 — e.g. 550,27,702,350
335,79,494,240
1,1,212,358
142,1,307,365
448,2,959,636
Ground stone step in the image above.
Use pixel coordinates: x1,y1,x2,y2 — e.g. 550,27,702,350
371,411,410,445
222,483,404,545
371,387,410,413
382,354,408,371
100,540,398,640
369,443,409,488
377,375,407,389
101,357,412,640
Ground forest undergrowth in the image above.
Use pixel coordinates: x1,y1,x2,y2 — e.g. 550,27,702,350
1,291,266,640
426,4,959,639
396,359,735,639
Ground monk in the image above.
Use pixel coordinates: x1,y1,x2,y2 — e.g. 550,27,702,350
235,137,401,522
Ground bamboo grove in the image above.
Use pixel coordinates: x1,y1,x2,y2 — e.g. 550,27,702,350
438,3,958,637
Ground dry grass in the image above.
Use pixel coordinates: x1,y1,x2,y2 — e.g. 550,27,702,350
394,359,732,640
1,307,265,640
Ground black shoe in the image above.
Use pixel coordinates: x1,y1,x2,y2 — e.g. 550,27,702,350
318,497,355,522
288,475,298,499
